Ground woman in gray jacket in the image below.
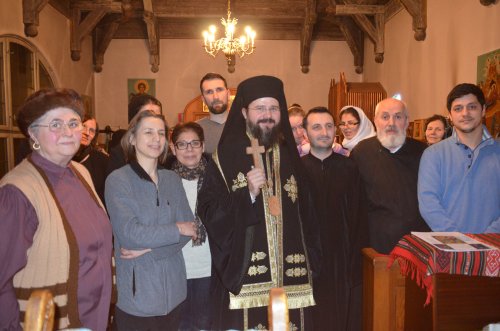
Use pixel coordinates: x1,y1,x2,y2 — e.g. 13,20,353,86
106,110,197,330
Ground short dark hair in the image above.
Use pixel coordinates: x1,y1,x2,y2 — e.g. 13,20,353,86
128,94,162,123
171,122,205,144
303,106,334,129
424,114,448,131
288,103,305,117
17,88,84,138
200,73,227,93
446,83,485,112
339,107,361,123
121,110,168,164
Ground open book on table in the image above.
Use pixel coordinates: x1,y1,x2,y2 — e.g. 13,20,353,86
411,232,497,252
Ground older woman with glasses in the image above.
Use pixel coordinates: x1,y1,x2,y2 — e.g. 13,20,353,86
338,105,376,154
0,88,112,330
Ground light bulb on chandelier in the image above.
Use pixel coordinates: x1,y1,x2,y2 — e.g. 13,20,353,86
202,0,256,73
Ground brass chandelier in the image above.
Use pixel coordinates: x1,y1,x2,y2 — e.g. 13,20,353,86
202,0,256,73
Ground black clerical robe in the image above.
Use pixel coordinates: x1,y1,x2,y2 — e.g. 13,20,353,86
350,137,430,254
302,152,367,331
197,141,319,331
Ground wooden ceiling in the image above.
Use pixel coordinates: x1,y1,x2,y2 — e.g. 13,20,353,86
20,0,495,73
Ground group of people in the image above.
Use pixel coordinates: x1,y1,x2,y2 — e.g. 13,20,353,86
0,73,498,331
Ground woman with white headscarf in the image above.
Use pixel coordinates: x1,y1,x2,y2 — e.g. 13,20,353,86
339,105,376,153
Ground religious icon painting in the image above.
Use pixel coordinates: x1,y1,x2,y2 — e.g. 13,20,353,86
412,119,425,141
127,78,156,101
477,49,500,138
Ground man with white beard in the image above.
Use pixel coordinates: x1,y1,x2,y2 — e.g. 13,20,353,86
350,98,430,254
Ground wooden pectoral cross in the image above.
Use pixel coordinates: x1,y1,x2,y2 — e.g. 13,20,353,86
246,138,281,216
246,137,265,169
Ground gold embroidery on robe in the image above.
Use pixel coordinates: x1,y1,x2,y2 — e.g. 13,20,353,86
228,143,315,311
251,251,267,262
285,267,307,277
248,265,268,276
229,282,314,310
232,172,248,191
284,175,298,203
285,254,306,264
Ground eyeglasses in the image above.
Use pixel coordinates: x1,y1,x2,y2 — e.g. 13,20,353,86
32,119,83,133
338,121,359,128
291,124,304,132
174,140,203,150
248,106,280,114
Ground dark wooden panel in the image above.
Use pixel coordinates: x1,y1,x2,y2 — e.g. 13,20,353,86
433,274,500,331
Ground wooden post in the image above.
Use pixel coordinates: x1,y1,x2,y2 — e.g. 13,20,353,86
269,287,290,331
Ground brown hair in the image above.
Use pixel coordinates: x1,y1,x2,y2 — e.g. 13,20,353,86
82,114,100,147
121,110,169,164
288,103,305,117
128,94,162,123
17,88,84,137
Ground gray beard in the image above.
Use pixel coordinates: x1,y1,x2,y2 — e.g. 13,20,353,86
378,131,406,150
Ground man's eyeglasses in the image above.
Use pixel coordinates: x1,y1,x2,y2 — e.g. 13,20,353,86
338,121,359,128
248,106,280,114
32,119,83,133
174,140,203,150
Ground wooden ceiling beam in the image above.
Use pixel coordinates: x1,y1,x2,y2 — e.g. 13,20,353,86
143,0,160,72
399,0,427,41
93,18,121,72
71,0,122,12
23,0,50,37
384,0,403,21
326,4,385,15
327,1,386,63
300,0,317,73
353,13,385,63
337,17,364,74
70,7,108,61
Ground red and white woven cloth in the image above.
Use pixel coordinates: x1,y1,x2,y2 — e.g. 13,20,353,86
388,233,500,304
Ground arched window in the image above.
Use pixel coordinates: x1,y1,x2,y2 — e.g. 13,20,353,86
0,35,55,178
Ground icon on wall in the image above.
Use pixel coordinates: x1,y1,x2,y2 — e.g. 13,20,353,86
128,79,156,101
477,49,499,138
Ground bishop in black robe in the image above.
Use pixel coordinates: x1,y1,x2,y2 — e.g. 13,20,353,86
197,76,320,331
302,148,367,331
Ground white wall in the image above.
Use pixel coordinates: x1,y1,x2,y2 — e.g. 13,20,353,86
363,1,500,121
0,1,94,97
94,39,362,130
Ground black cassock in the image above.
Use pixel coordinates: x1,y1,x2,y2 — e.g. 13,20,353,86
350,137,430,255
197,140,321,331
301,152,368,331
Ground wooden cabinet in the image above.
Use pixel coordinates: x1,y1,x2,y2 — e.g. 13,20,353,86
328,72,386,123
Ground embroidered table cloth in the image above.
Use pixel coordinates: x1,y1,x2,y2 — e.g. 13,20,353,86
389,233,500,304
